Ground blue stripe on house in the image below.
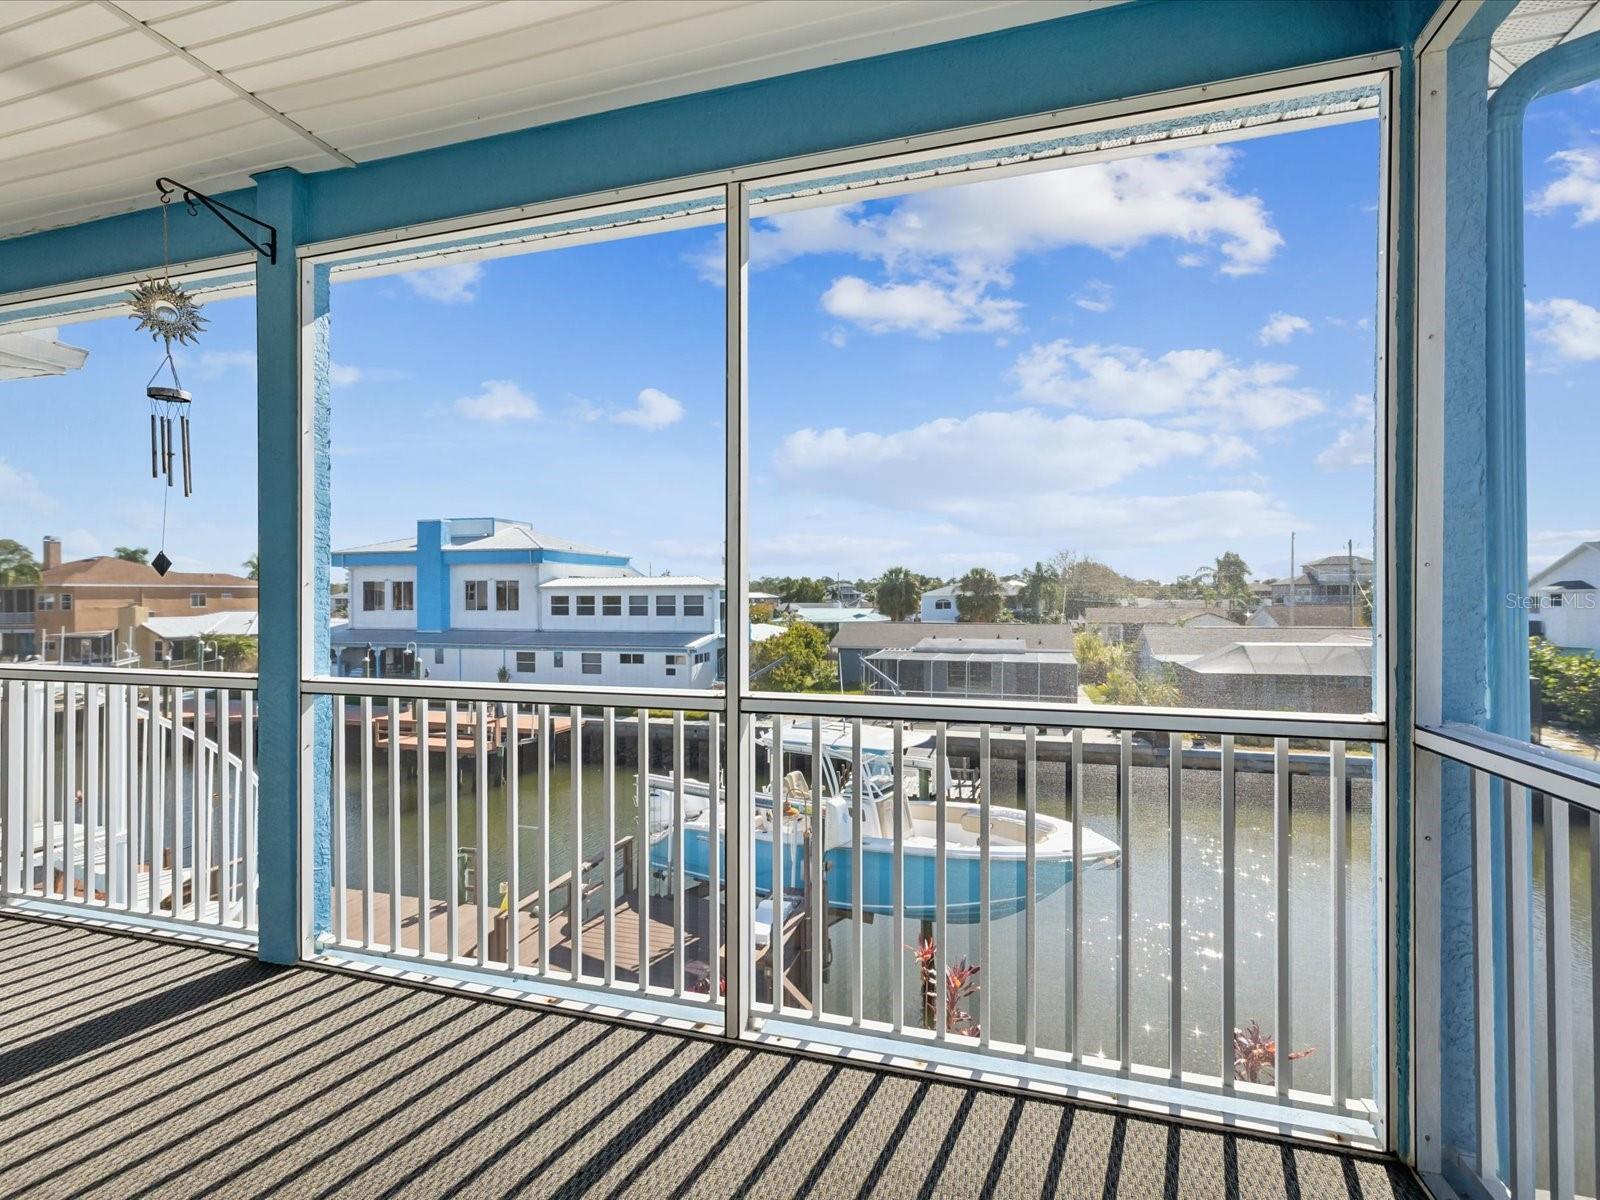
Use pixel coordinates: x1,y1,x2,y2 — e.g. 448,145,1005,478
416,518,448,634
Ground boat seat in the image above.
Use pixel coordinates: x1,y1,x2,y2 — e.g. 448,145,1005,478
959,810,1048,844
782,770,810,802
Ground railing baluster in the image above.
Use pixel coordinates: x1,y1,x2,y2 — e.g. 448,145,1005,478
508,701,521,974
43,682,55,898
850,717,863,1028
86,683,101,910
570,705,583,983
813,716,826,1023
360,696,375,950
334,694,346,944
636,708,649,994
1163,730,1180,1080
771,713,784,1015
219,688,232,925
890,720,903,1034
602,707,615,988
935,721,948,1041
1590,808,1600,1185
1274,735,1291,1099
391,697,404,954
979,725,992,1050
1025,726,1038,1058
1330,740,1348,1110
672,710,685,998
169,686,181,919
418,699,431,960
243,692,255,932
1070,727,1084,1064
63,682,75,902
149,689,162,915
194,687,208,924
1119,729,1132,1073
1221,734,1236,1090
709,712,722,1005
2,683,18,897
1470,769,1498,1182
446,699,459,962
475,701,490,968
1544,793,1575,1200
538,703,551,979
1505,783,1536,1198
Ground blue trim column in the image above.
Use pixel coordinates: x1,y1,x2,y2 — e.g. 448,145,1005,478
253,167,329,963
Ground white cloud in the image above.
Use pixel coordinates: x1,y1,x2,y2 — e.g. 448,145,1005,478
1533,147,1600,225
1176,252,1208,268
329,363,408,388
330,363,362,387
777,408,1211,502
611,387,685,430
1073,280,1114,313
0,457,51,513
1527,297,1600,362
1258,312,1312,345
1318,395,1376,470
402,261,484,304
453,379,539,422
1012,339,1323,430
820,276,1020,337
172,348,254,380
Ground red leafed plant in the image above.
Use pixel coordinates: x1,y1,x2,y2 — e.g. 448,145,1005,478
1233,1020,1314,1084
910,937,981,1038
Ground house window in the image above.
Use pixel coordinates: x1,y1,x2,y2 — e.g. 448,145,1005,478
629,594,648,617
656,595,677,617
515,651,537,673
434,648,444,665
553,652,564,668
551,595,570,616
60,593,73,611
37,594,54,610
189,593,206,608
577,595,596,617
464,580,487,611
694,651,710,664
603,594,622,617
935,599,952,611
581,652,601,675
362,582,385,611
665,652,684,677
392,581,414,611
620,652,644,665
496,580,519,611
684,595,704,617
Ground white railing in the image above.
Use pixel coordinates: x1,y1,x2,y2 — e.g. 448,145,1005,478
0,667,258,937
314,686,724,1019
1416,723,1600,1200
309,679,1384,1140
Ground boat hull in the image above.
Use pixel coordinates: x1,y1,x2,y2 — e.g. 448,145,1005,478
649,827,1076,923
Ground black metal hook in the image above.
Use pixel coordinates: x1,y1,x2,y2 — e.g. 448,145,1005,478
155,177,278,264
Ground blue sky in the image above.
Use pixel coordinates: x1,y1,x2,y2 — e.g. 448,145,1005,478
27,89,1598,591
1523,81,1600,574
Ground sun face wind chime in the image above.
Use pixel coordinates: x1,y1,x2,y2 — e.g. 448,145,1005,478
129,193,207,576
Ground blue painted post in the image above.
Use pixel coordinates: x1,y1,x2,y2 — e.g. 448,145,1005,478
253,168,332,963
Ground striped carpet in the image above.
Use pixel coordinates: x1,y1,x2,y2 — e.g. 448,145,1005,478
0,916,1426,1199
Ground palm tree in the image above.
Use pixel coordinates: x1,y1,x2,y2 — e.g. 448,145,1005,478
243,553,259,581
955,568,1002,623
875,566,922,621
113,546,149,564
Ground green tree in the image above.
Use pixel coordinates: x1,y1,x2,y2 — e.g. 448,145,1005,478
1074,630,1126,687
209,635,258,672
1054,553,1156,618
243,553,260,581
114,546,149,564
0,539,39,585
1020,560,1064,622
751,621,837,692
875,566,922,621
751,576,828,604
955,568,1002,622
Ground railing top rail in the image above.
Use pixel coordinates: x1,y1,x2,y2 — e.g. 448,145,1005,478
1415,721,1600,814
0,664,258,690
302,675,724,711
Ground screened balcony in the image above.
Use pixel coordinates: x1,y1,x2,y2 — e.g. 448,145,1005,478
1,2,1598,1197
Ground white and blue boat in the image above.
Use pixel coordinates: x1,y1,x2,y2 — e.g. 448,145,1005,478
646,721,1118,924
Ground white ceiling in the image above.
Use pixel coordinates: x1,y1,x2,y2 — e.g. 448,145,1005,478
1489,0,1600,88
0,0,1115,242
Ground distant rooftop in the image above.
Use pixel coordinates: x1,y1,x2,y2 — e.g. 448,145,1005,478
1182,639,1372,677
787,606,887,625
335,518,624,561
832,621,1078,651
143,611,260,639
539,575,720,590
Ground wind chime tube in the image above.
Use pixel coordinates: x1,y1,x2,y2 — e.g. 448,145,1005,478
163,415,174,486
150,414,159,479
180,415,192,497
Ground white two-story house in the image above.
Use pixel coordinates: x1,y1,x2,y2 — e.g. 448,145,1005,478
331,517,724,688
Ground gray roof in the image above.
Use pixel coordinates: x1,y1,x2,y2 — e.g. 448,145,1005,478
1180,639,1371,677
1142,624,1369,664
331,627,719,652
336,519,622,559
1249,603,1366,628
831,621,1077,652
868,645,1076,666
1082,605,1233,626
